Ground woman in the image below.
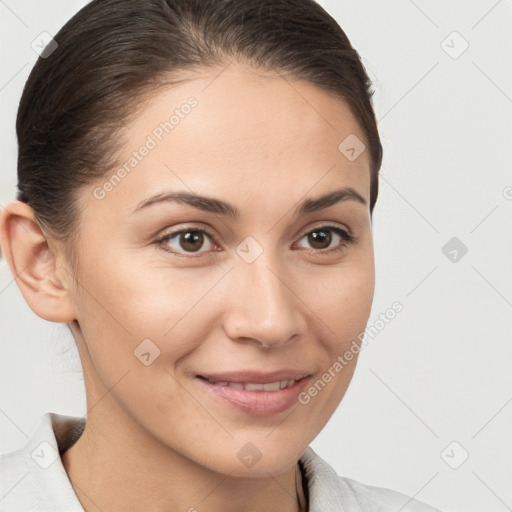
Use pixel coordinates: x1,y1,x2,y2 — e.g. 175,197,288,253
0,0,441,510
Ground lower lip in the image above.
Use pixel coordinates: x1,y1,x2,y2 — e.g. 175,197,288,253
197,377,310,417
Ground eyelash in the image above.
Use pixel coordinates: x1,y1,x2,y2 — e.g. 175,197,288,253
155,224,355,259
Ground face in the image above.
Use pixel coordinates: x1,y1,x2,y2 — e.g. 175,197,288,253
65,62,374,477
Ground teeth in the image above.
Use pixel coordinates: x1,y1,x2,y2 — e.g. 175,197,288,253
245,382,265,391
207,378,298,391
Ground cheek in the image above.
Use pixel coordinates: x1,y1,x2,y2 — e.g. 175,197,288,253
293,246,374,415
72,257,229,374
299,249,375,348
293,259,374,437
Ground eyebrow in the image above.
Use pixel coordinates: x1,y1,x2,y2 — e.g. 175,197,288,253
132,186,367,218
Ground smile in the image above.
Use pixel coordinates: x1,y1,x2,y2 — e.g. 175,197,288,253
196,372,312,416
202,377,300,391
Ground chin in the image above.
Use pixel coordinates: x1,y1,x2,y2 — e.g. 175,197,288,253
212,433,310,478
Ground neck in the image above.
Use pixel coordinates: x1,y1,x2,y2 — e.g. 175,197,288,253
61,392,306,512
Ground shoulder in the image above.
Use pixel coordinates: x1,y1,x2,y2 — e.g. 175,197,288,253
0,443,31,504
300,447,442,512
0,412,84,511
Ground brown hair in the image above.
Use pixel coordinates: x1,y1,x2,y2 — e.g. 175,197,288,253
16,0,382,260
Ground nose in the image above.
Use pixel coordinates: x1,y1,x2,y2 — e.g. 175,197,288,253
222,256,305,349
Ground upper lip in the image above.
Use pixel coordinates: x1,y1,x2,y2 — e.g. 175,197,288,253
197,370,312,384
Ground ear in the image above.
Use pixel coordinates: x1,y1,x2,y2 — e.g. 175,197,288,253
0,200,76,323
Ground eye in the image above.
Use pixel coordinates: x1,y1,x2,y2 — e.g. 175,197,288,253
295,224,355,253
155,223,355,258
156,227,218,257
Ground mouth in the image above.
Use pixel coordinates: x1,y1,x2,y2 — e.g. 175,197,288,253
198,376,303,391
195,371,312,416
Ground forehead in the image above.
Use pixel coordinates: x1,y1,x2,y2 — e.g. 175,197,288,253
86,63,370,217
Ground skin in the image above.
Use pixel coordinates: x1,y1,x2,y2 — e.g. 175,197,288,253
0,62,375,512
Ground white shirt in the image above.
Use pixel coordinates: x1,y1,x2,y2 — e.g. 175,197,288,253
0,412,441,511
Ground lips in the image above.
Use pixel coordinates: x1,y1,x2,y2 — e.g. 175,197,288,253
196,370,312,416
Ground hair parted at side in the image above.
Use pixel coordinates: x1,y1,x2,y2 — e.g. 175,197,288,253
16,0,382,262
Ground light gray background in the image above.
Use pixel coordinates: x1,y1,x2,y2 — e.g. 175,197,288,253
1,1,511,511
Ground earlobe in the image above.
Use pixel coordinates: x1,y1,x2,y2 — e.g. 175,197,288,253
0,200,76,323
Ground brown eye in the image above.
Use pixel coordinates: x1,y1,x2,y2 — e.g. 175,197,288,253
307,229,332,250
158,228,216,255
179,231,205,252
296,225,354,252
